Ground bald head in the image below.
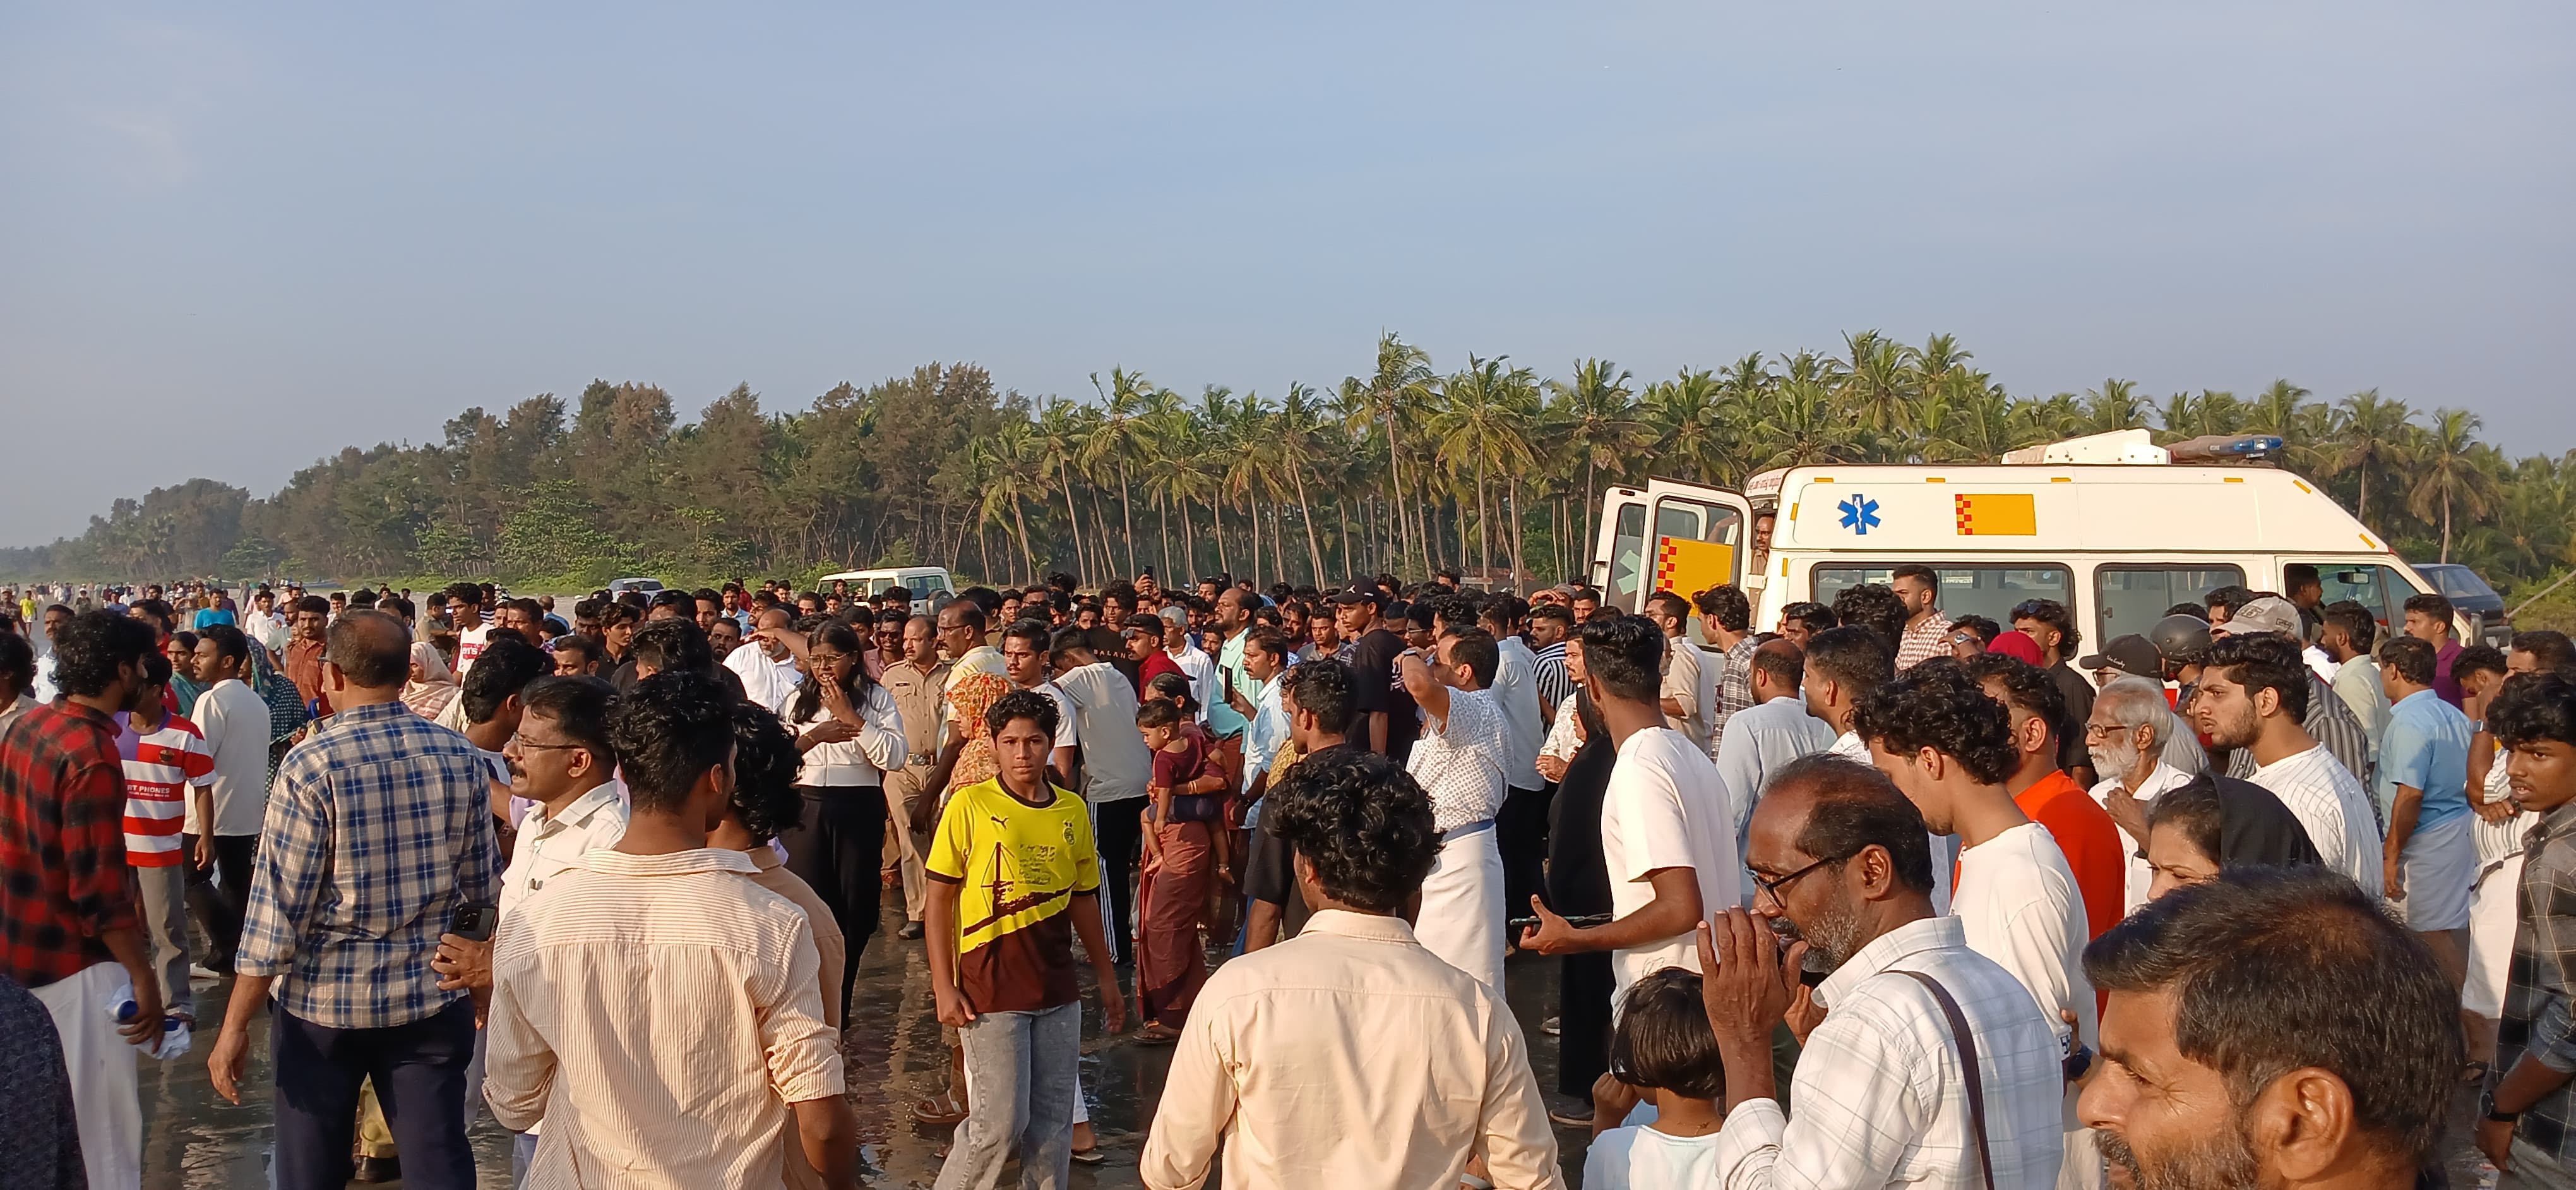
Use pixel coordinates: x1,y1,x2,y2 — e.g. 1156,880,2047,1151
1749,637,1805,698
753,608,792,632
326,608,413,690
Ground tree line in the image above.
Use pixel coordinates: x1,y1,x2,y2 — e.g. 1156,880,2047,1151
4,331,2570,600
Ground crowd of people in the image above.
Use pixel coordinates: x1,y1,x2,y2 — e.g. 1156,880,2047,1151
3,564,2575,1190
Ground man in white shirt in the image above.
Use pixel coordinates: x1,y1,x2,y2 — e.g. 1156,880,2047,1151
1649,591,1715,755
1477,598,1550,934
1519,615,1739,1008
480,670,856,1189
728,608,806,718
1859,662,2101,1189
182,624,271,975
1397,628,1515,990
431,675,628,1176
446,582,492,681
241,590,291,655
1715,638,1839,899
2191,634,2385,897
2082,676,2198,917
1137,748,1562,1190
1160,606,1223,726
1001,621,1080,790
1701,754,2066,1189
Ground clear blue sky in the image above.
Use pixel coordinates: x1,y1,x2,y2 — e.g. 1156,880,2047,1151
4,1,2569,546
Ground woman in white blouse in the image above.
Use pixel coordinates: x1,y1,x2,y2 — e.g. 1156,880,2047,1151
777,618,909,1018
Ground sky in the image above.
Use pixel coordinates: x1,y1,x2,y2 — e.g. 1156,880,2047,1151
3,1,2570,546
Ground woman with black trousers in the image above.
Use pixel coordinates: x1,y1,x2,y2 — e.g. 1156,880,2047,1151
777,619,909,1018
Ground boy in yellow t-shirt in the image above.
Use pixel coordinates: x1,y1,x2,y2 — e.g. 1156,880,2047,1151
926,689,1126,1187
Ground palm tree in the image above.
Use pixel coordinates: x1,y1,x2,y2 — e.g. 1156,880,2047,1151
1748,355,1862,470
1270,382,1337,586
2329,389,2416,527
1429,354,1539,579
2080,378,2149,434
1033,397,1091,583
1350,333,1436,578
2407,408,2503,563
1839,330,1911,440
1642,368,1732,485
1084,368,1154,575
1548,358,1640,563
968,421,1044,580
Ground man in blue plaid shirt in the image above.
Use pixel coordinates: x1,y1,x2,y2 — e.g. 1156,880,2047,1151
205,609,501,1190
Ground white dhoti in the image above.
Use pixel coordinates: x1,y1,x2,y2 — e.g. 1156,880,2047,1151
2466,852,2527,1018
32,961,143,1190
1416,822,1506,991
2396,813,2476,933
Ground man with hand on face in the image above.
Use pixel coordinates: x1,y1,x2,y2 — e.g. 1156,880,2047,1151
2082,868,2459,1190
482,670,857,1190
1693,755,2066,1188
729,608,808,718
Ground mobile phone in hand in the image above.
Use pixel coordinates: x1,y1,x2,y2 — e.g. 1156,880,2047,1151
448,901,498,943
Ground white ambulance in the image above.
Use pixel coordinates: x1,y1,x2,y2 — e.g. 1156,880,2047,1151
1590,430,2452,648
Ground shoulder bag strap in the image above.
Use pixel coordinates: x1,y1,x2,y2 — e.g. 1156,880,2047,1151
1897,968,1996,1190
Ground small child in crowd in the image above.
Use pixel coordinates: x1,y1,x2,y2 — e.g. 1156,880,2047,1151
1585,966,1727,1190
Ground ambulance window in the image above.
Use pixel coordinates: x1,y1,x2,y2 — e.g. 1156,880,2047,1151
1810,565,2070,630
2313,564,2414,628
2094,565,2245,644
1609,502,1650,606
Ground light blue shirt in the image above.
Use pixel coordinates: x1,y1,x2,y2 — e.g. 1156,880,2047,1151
1204,632,1251,738
2379,687,2471,832
1240,674,1290,826
1714,694,1840,862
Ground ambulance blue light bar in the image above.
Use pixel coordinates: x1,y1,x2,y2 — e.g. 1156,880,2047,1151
2166,435,2284,462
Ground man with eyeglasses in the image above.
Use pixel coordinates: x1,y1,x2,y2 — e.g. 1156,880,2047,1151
1698,754,2068,1188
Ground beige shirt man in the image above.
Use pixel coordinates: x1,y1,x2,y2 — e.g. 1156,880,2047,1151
1138,908,1563,1189
879,646,951,924
484,848,844,1190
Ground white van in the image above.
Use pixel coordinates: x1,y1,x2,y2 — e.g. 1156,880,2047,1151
817,567,957,601
1592,430,2455,647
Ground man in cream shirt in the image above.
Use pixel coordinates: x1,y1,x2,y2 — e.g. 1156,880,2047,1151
1140,749,1561,1190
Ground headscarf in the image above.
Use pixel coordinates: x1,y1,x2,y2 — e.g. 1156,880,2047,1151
402,640,460,721
2147,773,2322,872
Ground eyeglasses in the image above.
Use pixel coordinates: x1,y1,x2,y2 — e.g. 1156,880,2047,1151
1750,853,1850,905
514,740,587,754
810,652,849,665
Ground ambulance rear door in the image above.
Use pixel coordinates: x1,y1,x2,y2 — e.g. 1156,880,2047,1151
1595,479,1753,615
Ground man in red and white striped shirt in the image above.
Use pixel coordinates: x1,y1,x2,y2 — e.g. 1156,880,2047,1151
119,651,213,1025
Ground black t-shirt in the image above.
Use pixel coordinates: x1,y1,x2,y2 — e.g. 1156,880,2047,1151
1544,735,1618,915
1241,743,1361,941
2049,661,2097,775
1347,628,1419,765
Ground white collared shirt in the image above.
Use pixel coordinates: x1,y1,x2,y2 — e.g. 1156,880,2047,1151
496,780,630,922
1710,914,2066,1189
790,684,909,787
724,646,805,718
2250,744,2384,897
2089,762,2195,917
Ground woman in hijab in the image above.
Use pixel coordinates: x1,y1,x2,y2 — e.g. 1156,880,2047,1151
2140,772,2322,901
400,639,460,721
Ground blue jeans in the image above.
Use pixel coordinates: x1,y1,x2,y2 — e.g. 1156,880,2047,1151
934,1001,1081,1190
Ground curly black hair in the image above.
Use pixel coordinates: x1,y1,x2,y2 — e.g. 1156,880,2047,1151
2202,634,2311,722
2009,598,2082,652
1265,750,1439,914
1832,583,1908,654
611,670,737,814
2493,672,2576,750
1853,663,2017,785
51,610,157,699
984,688,1060,740
727,701,805,844
630,618,715,680
1692,584,1751,634
1959,652,2068,740
1281,658,1356,735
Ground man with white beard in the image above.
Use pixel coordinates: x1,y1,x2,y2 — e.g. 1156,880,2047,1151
2082,677,2201,917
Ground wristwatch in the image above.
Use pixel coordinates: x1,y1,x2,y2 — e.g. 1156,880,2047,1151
2484,1093,2520,1124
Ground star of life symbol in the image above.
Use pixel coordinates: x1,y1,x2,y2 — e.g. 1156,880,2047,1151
1838,495,1881,535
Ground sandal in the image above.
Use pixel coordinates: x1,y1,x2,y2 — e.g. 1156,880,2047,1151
912,1090,968,1126
1071,1146,1107,1165
1136,1023,1183,1045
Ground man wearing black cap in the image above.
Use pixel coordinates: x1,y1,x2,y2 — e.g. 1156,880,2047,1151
2078,635,2166,690
1333,587,1418,765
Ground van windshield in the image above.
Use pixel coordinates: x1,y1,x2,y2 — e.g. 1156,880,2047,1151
1811,565,2072,631
2094,565,2245,645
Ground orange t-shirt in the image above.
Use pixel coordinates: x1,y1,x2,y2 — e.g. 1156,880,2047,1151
2014,770,2127,942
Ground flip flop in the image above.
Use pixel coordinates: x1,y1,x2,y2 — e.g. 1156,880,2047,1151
912,1091,968,1126
1136,1023,1183,1045
1071,1146,1107,1165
